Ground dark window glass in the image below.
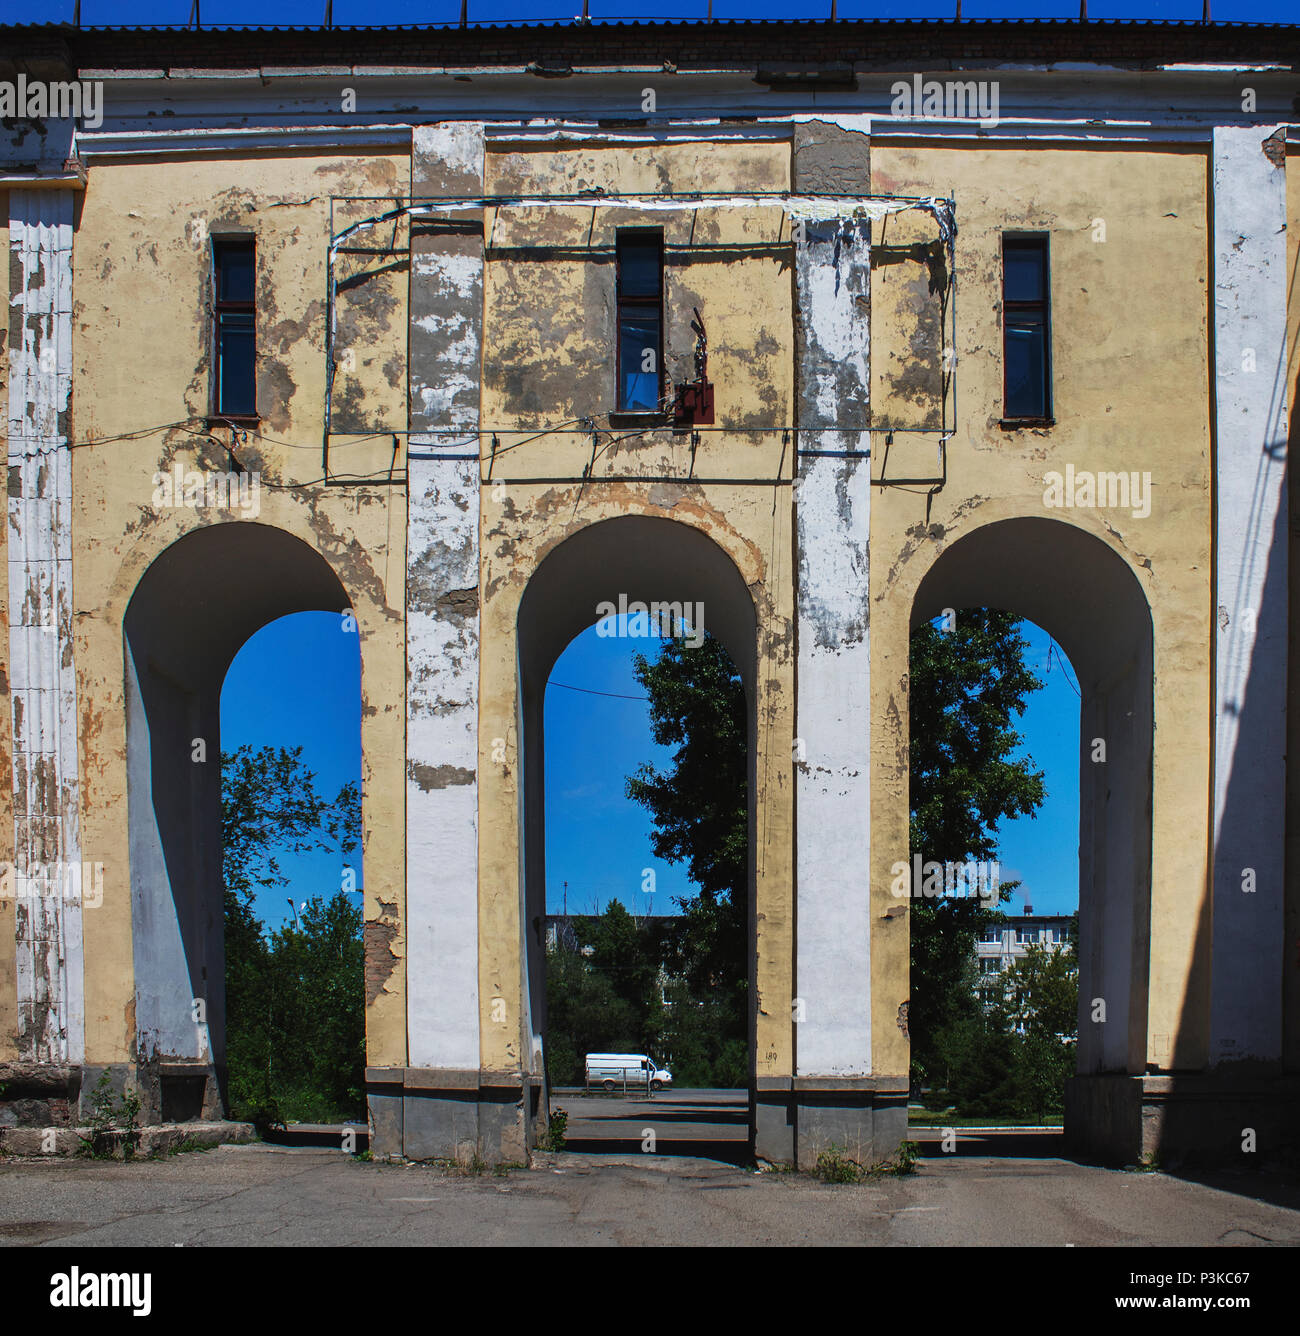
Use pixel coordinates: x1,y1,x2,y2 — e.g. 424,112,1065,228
619,312,660,412
218,313,256,417
213,238,256,417
616,232,662,413
1003,245,1045,302
619,244,660,297
1002,236,1051,420
217,245,255,303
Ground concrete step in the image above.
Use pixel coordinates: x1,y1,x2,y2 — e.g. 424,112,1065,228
0,1120,257,1158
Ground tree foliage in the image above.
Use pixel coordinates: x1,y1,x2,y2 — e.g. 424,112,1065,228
544,900,748,1091
996,939,1079,1041
221,745,364,1125
545,635,750,1089
908,610,1046,1088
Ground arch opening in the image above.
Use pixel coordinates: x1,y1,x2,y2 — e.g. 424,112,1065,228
910,517,1155,1096
124,523,353,1123
517,515,758,1157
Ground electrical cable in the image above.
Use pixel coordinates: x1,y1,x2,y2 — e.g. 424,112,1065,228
547,680,651,702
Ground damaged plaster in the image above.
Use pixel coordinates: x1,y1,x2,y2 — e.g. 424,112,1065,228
405,121,485,1073
7,189,84,1067
792,136,873,1078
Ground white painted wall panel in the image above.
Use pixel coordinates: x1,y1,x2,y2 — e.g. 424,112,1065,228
794,216,872,1077
1209,126,1289,1064
7,189,83,1064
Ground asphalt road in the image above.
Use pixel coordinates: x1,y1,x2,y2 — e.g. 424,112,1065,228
553,1089,750,1160
2,1143,1298,1247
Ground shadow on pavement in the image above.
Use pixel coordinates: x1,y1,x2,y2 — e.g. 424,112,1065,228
262,1123,369,1151
910,1130,1066,1158
560,1138,754,1167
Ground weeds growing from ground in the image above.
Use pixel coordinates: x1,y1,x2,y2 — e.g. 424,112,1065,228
77,1073,142,1161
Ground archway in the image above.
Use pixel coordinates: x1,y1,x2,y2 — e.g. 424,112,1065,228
516,515,758,1154
910,517,1155,1104
124,522,352,1122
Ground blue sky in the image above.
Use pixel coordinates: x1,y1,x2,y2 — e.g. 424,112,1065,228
220,610,362,932
997,621,1080,917
5,0,1298,25
544,623,694,918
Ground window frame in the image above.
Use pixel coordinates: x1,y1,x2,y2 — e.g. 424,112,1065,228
614,228,665,419
1000,232,1053,428
210,234,258,423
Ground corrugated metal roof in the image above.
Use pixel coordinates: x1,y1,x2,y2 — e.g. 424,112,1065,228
1,16,1298,32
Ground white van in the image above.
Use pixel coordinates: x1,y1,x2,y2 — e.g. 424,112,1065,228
585,1053,673,1092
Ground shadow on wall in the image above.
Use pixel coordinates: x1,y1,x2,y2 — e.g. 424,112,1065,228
123,522,350,1122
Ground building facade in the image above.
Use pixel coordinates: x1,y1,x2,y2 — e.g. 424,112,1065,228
977,910,1073,979
0,18,1297,1167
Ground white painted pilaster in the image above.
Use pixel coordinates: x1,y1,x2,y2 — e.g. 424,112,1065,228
793,214,872,1076
1209,125,1288,1064
406,454,481,1070
405,123,485,1070
7,189,83,1065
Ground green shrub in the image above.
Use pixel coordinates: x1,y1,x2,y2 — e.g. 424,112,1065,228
814,1145,863,1184
540,1107,569,1152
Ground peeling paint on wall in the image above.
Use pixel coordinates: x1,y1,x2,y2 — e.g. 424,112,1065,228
7,189,83,1065
793,181,872,1078
405,122,485,1073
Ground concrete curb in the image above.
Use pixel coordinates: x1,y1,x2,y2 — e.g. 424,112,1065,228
0,1120,257,1158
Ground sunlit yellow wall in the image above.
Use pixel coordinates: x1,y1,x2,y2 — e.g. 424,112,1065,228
70,151,409,1070
869,141,1214,1075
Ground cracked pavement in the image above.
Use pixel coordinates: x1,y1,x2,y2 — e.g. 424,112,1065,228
2,1144,1299,1247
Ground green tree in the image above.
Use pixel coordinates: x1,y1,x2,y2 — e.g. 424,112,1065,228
221,745,362,1123
576,900,662,1023
996,940,1079,1041
545,920,642,1085
222,745,335,905
264,893,366,1122
599,614,1047,1097
625,635,748,1081
908,610,1046,1088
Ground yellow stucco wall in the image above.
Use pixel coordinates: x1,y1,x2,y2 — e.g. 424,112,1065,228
0,128,1239,1093
868,140,1214,1075
477,140,798,1079
68,151,409,1069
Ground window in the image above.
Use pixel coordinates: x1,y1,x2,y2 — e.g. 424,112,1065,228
616,231,663,414
212,237,256,418
1002,235,1051,422
1018,926,1038,944
982,928,1002,943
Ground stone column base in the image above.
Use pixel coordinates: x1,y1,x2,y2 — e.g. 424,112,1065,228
755,1075,910,1169
131,1059,223,1123
366,1067,540,1165
1,1059,225,1128
1065,1072,1300,1168
0,1061,82,1127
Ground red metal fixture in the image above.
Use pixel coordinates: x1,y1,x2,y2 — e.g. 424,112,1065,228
673,307,715,426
